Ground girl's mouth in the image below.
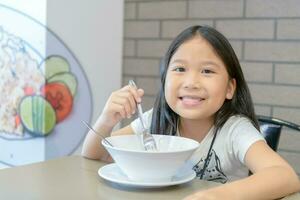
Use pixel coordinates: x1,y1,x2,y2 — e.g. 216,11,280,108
179,96,204,106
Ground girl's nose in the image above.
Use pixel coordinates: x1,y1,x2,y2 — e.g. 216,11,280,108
183,73,201,89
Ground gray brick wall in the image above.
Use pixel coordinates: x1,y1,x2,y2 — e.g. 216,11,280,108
122,0,300,175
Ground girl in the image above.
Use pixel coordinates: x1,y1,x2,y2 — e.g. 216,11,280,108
82,25,300,199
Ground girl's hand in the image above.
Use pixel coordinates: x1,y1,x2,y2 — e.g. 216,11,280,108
98,85,144,129
183,187,235,200
183,191,217,200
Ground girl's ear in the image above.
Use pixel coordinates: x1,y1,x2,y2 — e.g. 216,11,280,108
226,78,236,100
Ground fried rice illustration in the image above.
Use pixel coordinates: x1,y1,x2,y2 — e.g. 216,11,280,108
0,27,77,137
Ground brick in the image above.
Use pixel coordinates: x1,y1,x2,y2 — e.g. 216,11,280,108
126,0,162,1
254,105,271,116
161,20,213,38
249,84,300,107
126,0,166,1
279,129,300,152
273,107,300,125
278,151,300,174
246,0,300,17
122,75,135,86
137,39,241,60
275,64,300,85
136,77,160,95
121,95,156,127
123,40,136,57
124,3,136,20
245,41,300,62
240,62,273,83
229,41,242,60
121,117,132,127
123,58,160,76
138,1,186,19
124,21,160,38
141,95,156,111
216,20,274,39
137,40,172,58
277,19,300,40
189,0,243,18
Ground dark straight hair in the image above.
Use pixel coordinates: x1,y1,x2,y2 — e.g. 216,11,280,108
150,25,259,135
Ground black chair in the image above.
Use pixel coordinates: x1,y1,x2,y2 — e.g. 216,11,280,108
257,115,300,152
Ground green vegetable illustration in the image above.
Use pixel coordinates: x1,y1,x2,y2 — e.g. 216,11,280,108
47,72,77,96
42,56,70,80
19,96,56,136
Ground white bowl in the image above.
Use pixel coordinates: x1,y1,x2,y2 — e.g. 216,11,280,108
102,134,199,182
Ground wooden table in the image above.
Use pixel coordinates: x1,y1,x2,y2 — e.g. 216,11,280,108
0,156,299,200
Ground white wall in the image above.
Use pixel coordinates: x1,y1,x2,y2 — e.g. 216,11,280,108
47,0,124,154
0,1,123,168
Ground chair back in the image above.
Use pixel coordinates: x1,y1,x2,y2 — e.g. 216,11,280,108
259,122,282,151
257,115,300,152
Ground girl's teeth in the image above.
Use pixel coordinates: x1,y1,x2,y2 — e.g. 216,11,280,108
182,96,201,100
181,97,201,106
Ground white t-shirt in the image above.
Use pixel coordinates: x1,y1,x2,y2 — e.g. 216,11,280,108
131,109,265,183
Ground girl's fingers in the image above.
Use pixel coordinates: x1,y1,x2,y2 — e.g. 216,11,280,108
109,102,127,119
123,85,144,103
117,91,136,115
111,94,134,118
109,84,145,118
137,88,144,101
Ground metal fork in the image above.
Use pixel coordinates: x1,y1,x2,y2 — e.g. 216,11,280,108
129,80,157,151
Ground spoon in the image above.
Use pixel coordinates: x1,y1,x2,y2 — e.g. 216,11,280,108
82,120,114,147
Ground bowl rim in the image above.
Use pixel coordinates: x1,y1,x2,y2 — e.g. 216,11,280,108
101,134,200,154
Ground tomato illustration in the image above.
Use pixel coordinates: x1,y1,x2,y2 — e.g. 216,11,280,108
41,82,73,123
15,115,21,127
23,86,35,95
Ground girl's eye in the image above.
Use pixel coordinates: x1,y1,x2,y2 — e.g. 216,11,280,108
172,67,185,72
201,69,214,74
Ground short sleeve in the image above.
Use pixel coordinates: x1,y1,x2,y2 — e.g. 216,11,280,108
229,117,266,164
130,108,153,134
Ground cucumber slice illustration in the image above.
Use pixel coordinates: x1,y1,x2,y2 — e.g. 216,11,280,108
47,72,77,96
19,96,56,136
42,56,70,80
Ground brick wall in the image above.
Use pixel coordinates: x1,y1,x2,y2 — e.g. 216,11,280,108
122,0,300,174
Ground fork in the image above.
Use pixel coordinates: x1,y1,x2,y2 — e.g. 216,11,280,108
129,80,157,151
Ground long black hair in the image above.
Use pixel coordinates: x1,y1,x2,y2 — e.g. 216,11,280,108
150,25,259,135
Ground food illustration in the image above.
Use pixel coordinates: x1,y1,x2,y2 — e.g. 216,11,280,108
41,82,73,123
0,26,45,136
0,4,92,167
0,27,77,137
19,96,56,136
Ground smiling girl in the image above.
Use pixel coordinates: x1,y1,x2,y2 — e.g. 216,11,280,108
82,25,300,200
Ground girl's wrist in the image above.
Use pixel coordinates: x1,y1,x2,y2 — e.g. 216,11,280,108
94,116,115,136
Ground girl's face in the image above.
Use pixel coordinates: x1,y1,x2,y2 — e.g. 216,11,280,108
165,35,236,122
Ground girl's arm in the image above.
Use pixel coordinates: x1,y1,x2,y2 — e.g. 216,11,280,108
184,141,300,200
81,123,134,161
81,85,144,161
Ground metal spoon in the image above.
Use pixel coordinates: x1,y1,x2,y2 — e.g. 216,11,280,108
82,120,113,147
